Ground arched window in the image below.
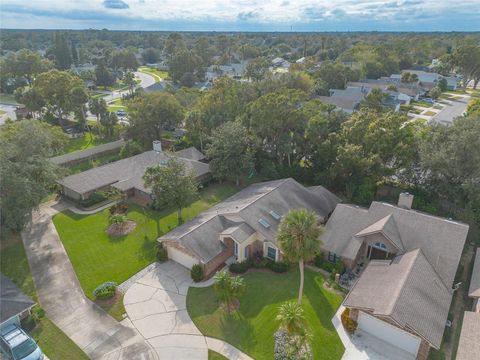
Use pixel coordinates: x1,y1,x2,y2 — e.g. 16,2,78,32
373,242,387,250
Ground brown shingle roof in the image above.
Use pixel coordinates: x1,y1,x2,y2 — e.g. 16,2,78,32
456,311,480,360
468,248,480,298
344,249,452,348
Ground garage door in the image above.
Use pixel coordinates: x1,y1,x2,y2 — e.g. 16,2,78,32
358,312,421,355
167,247,199,270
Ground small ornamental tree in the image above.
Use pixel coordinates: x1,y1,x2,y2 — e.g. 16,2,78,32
213,270,245,313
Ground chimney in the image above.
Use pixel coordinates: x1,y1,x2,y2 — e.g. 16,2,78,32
398,192,414,210
153,140,162,153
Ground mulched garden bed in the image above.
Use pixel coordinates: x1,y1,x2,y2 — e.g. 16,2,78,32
107,220,136,236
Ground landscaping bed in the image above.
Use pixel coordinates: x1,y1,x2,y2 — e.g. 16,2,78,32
187,269,345,360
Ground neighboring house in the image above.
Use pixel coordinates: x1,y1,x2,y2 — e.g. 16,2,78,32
0,273,36,330
349,79,422,100
391,70,459,91
322,193,469,360
49,139,126,166
316,86,369,113
295,57,306,64
205,61,250,81
58,142,210,205
143,81,172,93
159,178,340,277
456,248,480,360
271,57,290,69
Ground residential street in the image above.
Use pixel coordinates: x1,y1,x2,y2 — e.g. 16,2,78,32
431,97,469,125
21,201,157,360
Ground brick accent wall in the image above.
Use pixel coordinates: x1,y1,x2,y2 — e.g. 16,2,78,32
416,340,430,360
204,248,233,277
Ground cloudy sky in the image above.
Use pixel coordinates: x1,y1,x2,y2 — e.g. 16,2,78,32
1,0,479,31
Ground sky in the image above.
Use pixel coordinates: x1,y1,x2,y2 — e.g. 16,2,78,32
1,0,480,32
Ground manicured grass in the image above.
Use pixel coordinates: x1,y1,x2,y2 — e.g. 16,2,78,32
27,318,90,360
208,350,229,360
0,233,37,301
433,104,444,110
411,100,433,108
108,104,127,112
138,66,169,82
0,234,89,359
424,111,437,116
62,132,113,154
187,269,345,360
67,152,122,174
53,184,239,299
0,93,18,104
96,293,126,321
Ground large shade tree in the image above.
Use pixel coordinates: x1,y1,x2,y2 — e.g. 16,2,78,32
277,209,323,304
143,158,198,223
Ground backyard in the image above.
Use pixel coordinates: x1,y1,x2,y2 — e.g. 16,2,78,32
52,183,238,300
0,234,89,360
187,269,345,360
62,132,113,154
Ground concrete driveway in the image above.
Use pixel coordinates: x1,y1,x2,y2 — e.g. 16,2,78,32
431,97,469,125
124,261,208,359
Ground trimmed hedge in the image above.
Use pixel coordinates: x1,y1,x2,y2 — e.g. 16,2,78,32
156,242,168,262
229,260,252,274
191,264,204,282
314,255,345,275
93,281,117,299
266,260,289,273
229,258,289,273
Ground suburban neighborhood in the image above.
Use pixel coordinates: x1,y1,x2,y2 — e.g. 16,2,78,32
0,3,480,360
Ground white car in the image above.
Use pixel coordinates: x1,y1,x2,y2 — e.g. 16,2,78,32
0,325,43,360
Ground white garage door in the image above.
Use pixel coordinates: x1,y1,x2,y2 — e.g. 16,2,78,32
358,312,421,355
167,247,199,270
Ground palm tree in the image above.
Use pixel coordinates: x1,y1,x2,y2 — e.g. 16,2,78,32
213,270,245,312
277,208,323,304
276,301,306,336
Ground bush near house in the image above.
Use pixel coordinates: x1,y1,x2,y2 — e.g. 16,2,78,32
93,281,117,299
156,242,168,262
229,258,289,273
79,189,120,208
229,260,252,273
341,308,357,334
314,255,345,276
267,260,289,273
191,264,204,282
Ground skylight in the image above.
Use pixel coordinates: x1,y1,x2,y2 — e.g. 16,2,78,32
258,218,271,228
269,210,281,221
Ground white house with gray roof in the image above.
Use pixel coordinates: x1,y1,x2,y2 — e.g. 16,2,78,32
158,178,340,277
323,193,469,360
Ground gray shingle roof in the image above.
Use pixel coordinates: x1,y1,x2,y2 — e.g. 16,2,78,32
323,202,469,288
59,150,210,195
174,147,206,162
0,273,36,324
468,248,480,298
456,311,480,360
344,249,452,348
50,139,125,165
221,223,256,244
159,178,341,262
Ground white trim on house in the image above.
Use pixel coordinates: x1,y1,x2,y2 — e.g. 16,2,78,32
264,241,279,262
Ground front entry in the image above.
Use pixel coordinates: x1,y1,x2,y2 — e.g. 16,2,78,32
368,246,388,260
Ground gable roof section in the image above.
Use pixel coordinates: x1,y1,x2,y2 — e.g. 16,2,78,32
344,249,452,348
456,311,480,360
221,223,256,244
355,214,404,250
174,147,206,162
468,248,480,298
159,178,340,262
323,202,469,288
0,273,36,324
59,150,209,195
49,139,125,166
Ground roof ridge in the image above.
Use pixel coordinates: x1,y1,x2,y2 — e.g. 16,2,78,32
234,178,291,213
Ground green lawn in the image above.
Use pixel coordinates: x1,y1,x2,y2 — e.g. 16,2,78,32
52,184,238,299
68,152,122,174
187,269,345,360
0,235,89,359
424,111,437,116
138,66,169,82
411,100,433,108
209,350,229,360
62,132,113,154
0,93,18,104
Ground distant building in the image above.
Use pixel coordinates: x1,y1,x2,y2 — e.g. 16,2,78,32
0,273,36,329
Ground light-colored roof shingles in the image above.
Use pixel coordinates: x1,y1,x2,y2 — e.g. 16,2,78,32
456,311,480,360
468,248,480,298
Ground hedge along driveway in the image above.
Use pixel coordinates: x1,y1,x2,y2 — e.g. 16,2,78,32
52,184,238,299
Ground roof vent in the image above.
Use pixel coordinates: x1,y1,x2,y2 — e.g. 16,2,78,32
258,218,271,228
269,210,281,221
398,192,414,210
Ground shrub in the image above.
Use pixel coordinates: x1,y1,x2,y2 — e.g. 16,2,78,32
267,260,289,273
109,202,128,214
30,306,45,322
93,281,117,300
229,260,252,273
120,141,143,159
314,255,344,275
341,308,358,334
79,189,121,208
156,242,168,262
191,264,204,282
109,213,127,225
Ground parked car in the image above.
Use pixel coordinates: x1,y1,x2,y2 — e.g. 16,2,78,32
0,324,43,360
116,110,127,117
423,98,434,104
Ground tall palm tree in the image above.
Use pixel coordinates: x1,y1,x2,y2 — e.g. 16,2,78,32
278,208,323,304
213,270,245,312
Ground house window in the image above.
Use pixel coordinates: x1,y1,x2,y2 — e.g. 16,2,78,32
373,242,387,250
328,252,338,263
234,242,238,257
267,246,277,261
244,246,249,259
